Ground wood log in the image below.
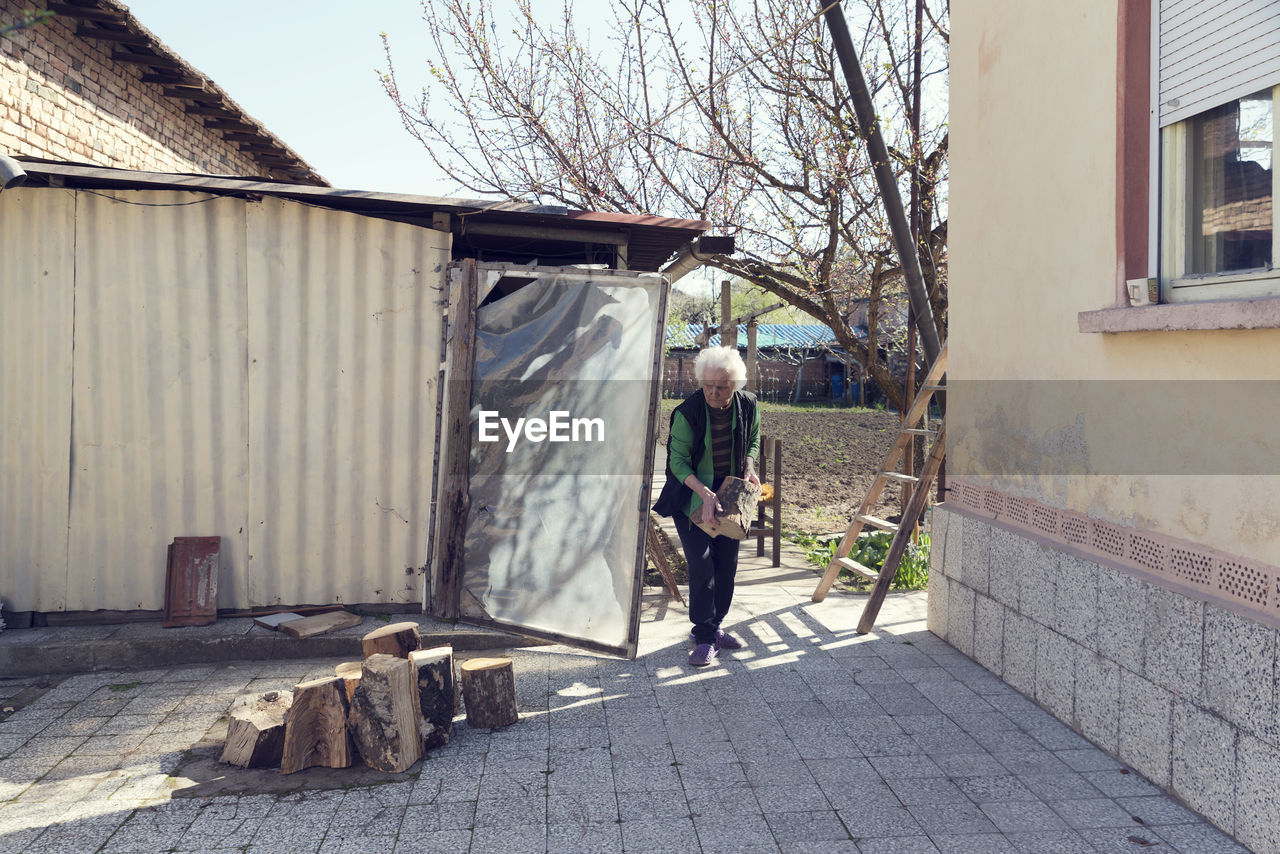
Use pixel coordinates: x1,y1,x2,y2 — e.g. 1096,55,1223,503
347,653,423,772
459,657,518,729
691,476,761,539
219,690,292,768
361,621,422,659
334,661,362,702
281,677,355,774
410,646,456,750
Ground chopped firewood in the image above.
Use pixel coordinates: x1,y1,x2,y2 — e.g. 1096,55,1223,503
459,657,518,729
691,476,760,539
334,661,362,702
410,646,456,749
281,676,356,774
361,621,422,658
347,654,423,772
279,610,362,639
220,690,293,768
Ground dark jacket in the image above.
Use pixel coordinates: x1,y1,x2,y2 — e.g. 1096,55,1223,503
652,389,758,518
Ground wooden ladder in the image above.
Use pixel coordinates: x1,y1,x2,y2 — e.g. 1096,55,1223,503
811,344,947,634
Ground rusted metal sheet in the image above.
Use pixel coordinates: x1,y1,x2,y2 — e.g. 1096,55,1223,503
0,188,76,612
163,536,220,627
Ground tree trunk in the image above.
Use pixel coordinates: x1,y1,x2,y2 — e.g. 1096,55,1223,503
281,677,355,774
460,657,519,729
410,645,457,750
220,690,292,768
361,621,422,659
347,654,423,773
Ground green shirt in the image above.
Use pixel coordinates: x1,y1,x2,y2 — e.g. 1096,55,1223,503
668,399,760,518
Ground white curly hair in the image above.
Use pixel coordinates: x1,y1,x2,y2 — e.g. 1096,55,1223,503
693,346,747,391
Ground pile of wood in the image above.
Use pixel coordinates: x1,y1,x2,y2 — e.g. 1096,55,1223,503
220,621,518,774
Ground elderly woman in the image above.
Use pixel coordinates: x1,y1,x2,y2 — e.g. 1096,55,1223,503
653,346,760,666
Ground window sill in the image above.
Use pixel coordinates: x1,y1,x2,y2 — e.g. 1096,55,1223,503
1078,297,1280,333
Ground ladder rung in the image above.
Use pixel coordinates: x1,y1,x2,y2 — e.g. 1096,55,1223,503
903,428,936,436
880,471,920,483
836,556,880,581
855,514,899,531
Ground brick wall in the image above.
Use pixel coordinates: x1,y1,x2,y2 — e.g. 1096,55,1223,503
0,0,280,176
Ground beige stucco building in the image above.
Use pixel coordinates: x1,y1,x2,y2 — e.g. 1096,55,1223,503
934,1,1280,849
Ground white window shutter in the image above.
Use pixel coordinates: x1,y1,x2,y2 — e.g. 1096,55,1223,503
1158,0,1280,127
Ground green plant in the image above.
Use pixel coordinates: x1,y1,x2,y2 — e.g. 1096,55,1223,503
791,530,930,591
109,681,141,693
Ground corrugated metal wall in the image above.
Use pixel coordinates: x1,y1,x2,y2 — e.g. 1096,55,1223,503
246,199,446,607
0,188,75,611
1,188,448,612
69,190,250,612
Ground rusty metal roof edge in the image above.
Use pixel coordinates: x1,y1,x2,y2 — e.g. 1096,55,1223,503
17,159,573,216
16,161,716,237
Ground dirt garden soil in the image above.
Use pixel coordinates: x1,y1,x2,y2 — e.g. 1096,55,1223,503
655,402,910,537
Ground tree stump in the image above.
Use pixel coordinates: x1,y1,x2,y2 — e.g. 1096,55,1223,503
220,690,292,768
347,653,423,772
361,621,422,659
459,657,518,729
334,661,362,702
692,476,761,539
281,677,355,774
410,645,456,749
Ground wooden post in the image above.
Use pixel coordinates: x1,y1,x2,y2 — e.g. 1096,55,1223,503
460,658,519,729
347,654,424,773
746,321,759,393
770,438,782,566
281,677,356,774
720,280,736,349
433,259,478,619
361,621,422,659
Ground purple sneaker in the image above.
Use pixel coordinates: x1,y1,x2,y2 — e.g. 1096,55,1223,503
714,630,745,650
688,643,718,667
689,630,746,651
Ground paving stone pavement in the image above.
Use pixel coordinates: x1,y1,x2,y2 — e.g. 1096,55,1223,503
0,542,1248,853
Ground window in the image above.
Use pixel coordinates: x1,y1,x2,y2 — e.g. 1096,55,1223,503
1155,1,1280,303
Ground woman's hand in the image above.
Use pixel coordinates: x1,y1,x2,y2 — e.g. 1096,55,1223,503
699,492,721,526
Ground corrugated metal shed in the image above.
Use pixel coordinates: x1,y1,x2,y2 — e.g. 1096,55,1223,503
665,323,850,349
1,185,448,612
1,165,708,619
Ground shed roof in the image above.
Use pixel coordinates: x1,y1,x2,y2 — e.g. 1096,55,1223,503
49,0,324,184
15,160,710,272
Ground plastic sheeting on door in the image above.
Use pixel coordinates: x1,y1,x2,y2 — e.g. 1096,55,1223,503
460,267,665,657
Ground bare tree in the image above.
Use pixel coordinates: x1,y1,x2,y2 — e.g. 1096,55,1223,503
380,0,947,410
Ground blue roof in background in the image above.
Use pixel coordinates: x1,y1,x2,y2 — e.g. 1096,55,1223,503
665,323,855,349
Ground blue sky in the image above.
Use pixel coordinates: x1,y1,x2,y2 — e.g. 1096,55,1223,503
121,1,498,197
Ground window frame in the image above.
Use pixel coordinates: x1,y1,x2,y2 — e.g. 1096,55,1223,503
1159,85,1280,303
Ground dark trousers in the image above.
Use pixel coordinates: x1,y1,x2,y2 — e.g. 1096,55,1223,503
673,512,741,645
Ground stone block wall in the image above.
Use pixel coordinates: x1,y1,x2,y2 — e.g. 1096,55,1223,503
0,0,274,176
929,506,1280,853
